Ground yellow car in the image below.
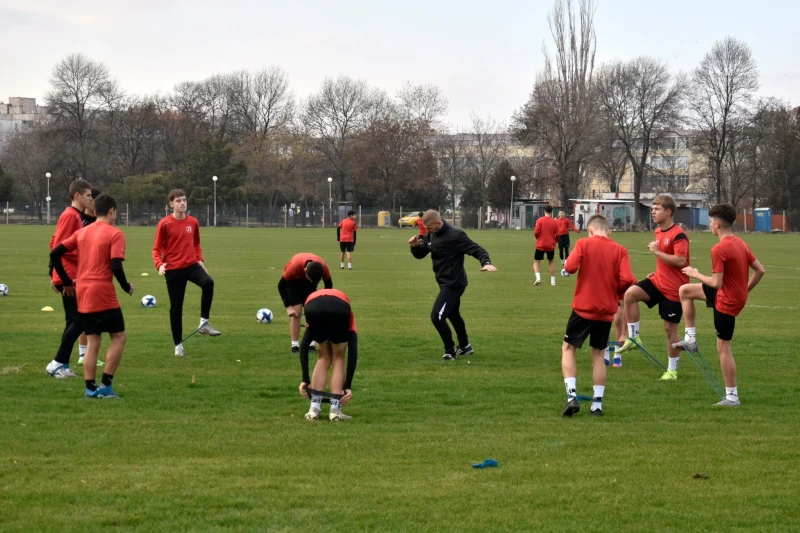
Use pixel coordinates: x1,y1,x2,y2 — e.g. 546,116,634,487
398,213,421,227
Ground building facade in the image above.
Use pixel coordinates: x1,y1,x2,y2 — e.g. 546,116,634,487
0,97,49,156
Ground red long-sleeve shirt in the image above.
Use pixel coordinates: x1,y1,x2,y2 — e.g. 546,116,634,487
50,206,84,285
152,215,204,271
566,235,636,321
534,216,559,251
556,217,579,236
282,253,332,282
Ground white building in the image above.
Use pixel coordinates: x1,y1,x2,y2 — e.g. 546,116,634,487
0,97,49,156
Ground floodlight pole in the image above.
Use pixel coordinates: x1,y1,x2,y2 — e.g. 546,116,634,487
327,177,333,225
509,176,516,230
212,175,218,227
46,172,51,224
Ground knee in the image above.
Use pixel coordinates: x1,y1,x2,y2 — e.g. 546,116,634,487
430,311,443,324
664,322,678,335
202,277,214,289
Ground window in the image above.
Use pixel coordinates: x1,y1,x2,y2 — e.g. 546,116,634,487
656,138,675,150
676,137,689,149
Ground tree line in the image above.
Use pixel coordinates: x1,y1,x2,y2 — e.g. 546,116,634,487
1,0,798,227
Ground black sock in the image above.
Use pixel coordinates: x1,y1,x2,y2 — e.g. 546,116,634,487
101,373,114,387
85,380,97,391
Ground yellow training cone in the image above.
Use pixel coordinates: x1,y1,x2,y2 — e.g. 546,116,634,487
42,306,54,312
141,273,149,277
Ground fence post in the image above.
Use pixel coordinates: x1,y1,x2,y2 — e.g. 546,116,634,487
359,205,362,227
744,208,747,232
784,210,786,232
284,204,288,228
5,201,8,224
322,204,325,229
246,204,249,227
207,205,210,227
126,203,129,226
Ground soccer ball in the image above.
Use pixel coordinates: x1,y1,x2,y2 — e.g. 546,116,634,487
560,269,570,277
256,308,273,324
141,295,157,308
0,284,8,296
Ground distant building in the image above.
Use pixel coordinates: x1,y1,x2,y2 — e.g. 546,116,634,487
0,97,49,156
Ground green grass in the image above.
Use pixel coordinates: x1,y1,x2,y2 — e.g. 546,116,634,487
1,225,799,532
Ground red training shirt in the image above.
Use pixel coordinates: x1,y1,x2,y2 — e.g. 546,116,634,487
566,236,636,321
556,217,579,236
152,215,204,271
61,222,126,314
534,216,559,251
339,218,358,243
50,207,84,285
711,236,757,317
414,219,427,235
650,224,690,302
305,289,357,333
282,253,332,282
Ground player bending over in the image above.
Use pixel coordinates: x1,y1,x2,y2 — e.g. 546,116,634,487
50,194,134,399
278,253,333,353
298,289,358,421
617,195,689,381
337,210,358,270
672,204,765,406
561,214,636,417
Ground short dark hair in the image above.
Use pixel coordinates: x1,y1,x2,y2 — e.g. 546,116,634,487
69,180,92,201
168,189,186,203
90,188,102,199
709,203,737,227
306,261,324,284
348,210,356,217
544,205,553,214
418,211,424,217
93,193,117,216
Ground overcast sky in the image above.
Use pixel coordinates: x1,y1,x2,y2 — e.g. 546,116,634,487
2,0,798,128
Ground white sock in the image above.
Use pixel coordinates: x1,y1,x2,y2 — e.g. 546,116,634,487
627,322,640,338
613,347,621,361
310,395,322,412
341,262,344,268
685,327,696,341
291,340,299,348
564,377,577,400
551,276,556,284
200,317,208,327
592,385,605,411
330,397,341,412
668,357,680,371
310,341,316,348
604,347,610,362
536,272,541,281
78,345,87,357
726,387,738,400
348,263,352,268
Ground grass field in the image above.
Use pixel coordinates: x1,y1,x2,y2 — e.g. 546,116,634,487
1,225,799,532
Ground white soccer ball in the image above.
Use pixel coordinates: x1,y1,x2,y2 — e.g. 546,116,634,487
560,269,570,277
141,295,157,308
256,308,273,324
0,284,8,296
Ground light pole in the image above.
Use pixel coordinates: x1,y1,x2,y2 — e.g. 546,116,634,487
327,177,333,225
212,175,218,227
45,172,51,224
509,175,516,230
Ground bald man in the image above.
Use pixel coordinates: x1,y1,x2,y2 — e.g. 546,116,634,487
409,210,497,360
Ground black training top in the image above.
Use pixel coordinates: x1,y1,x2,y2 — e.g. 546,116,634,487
410,220,491,288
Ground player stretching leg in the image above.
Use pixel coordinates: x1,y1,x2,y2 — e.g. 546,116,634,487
561,215,636,417
617,195,690,380
278,253,333,354
152,189,220,357
299,289,358,421
672,204,765,406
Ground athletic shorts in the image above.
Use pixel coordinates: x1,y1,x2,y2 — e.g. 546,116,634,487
534,249,555,261
304,295,352,344
81,307,125,335
637,278,682,323
558,235,570,249
280,279,317,308
564,311,612,350
703,285,736,340
339,242,355,253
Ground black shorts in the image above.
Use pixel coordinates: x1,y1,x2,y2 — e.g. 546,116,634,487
81,308,125,335
564,311,612,350
637,278,682,323
534,249,555,261
339,242,355,253
305,296,352,344
703,285,736,340
280,279,316,308
558,235,570,249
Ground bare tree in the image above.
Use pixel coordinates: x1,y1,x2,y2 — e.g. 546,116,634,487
46,53,122,180
396,83,449,131
587,122,628,194
2,125,57,218
513,0,598,206
594,57,686,223
227,67,294,139
466,115,508,219
688,36,759,203
430,130,470,224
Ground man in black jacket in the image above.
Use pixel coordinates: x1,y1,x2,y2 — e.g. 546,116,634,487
410,210,497,360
